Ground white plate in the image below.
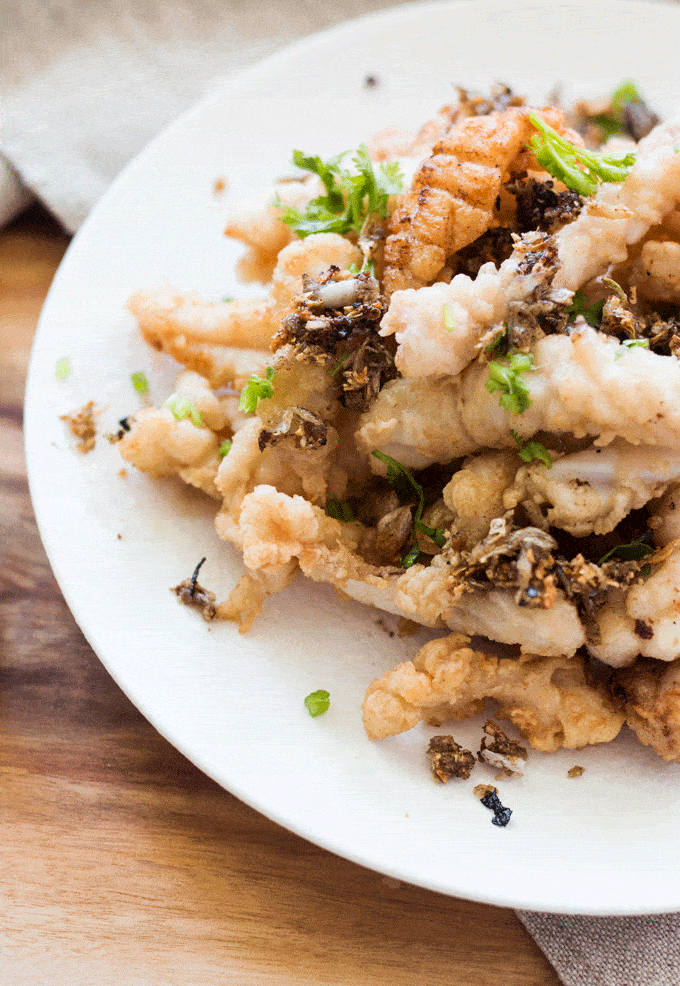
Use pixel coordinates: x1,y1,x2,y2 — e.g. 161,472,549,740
25,0,680,915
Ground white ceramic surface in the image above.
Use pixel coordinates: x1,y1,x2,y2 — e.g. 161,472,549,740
25,0,680,914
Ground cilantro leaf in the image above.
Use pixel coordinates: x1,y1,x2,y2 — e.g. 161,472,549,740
371,450,447,566
327,499,354,522
511,430,553,468
567,289,605,328
219,439,232,458
591,81,643,137
599,536,654,565
278,145,404,239
529,113,635,197
239,366,276,415
486,353,535,415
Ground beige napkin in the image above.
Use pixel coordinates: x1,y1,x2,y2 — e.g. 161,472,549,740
5,2,679,982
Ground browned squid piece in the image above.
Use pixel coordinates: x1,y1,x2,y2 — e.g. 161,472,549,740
383,106,577,296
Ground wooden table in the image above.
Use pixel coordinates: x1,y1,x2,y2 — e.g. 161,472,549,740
1,205,561,986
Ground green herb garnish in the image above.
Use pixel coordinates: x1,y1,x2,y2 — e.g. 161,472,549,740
304,689,330,717
591,81,642,138
239,366,276,415
131,371,149,396
327,499,354,522
277,146,403,239
443,304,456,333
567,289,605,328
221,295,234,303
511,430,552,469
529,112,635,197
55,357,71,381
372,450,447,568
615,337,650,359
599,536,654,565
164,393,203,427
485,327,508,357
219,439,232,458
486,353,535,415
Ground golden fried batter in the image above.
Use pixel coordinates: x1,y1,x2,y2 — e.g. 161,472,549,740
383,106,576,296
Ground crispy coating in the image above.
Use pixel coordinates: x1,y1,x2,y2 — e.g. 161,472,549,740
223,176,322,282
615,658,680,761
443,450,517,548
360,325,680,473
362,633,624,750
128,234,360,389
381,115,680,380
505,441,680,537
118,372,224,495
382,106,574,296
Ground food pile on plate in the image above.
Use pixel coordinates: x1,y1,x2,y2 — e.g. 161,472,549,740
117,84,680,762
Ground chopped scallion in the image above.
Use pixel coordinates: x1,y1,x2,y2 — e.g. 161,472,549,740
131,371,149,395
164,393,204,427
239,366,276,415
304,689,330,717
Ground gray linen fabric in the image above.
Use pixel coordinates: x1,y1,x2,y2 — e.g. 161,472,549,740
4,2,680,982
518,912,680,986
2,0,403,230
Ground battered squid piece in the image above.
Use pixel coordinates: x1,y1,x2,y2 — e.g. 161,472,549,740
128,234,361,389
443,451,517,549
361,325,680,472
380,113,680,381
223,175,323,282
383,106,576,296
118,372,226,497
361,633,624,750
589,484,680,667
505,441,680,537
614,659,680,762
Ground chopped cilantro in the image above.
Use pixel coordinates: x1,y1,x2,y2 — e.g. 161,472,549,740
486,353,535,415
443,304,456,333
529,112,635,197
511,430,552,468
164,393,203,427
239,366,276,415
615,337,650,359
221,295,234,303
327,499,354,522
599,536,654,565
641,563,652,577
567,289,605,328
55,357,71,381
219,439,232,458
591,81,642,137
372,450,446,567
485,327,508,356
131,371,149,395
304,689,330,717
277,145,403,239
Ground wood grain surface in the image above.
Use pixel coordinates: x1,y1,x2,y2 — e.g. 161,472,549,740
0,205,561,986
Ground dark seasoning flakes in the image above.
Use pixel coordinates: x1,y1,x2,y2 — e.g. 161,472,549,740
427,720,524,825
173,557,217,621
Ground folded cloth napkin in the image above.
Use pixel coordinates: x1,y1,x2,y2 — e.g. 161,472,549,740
5,2,680,983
